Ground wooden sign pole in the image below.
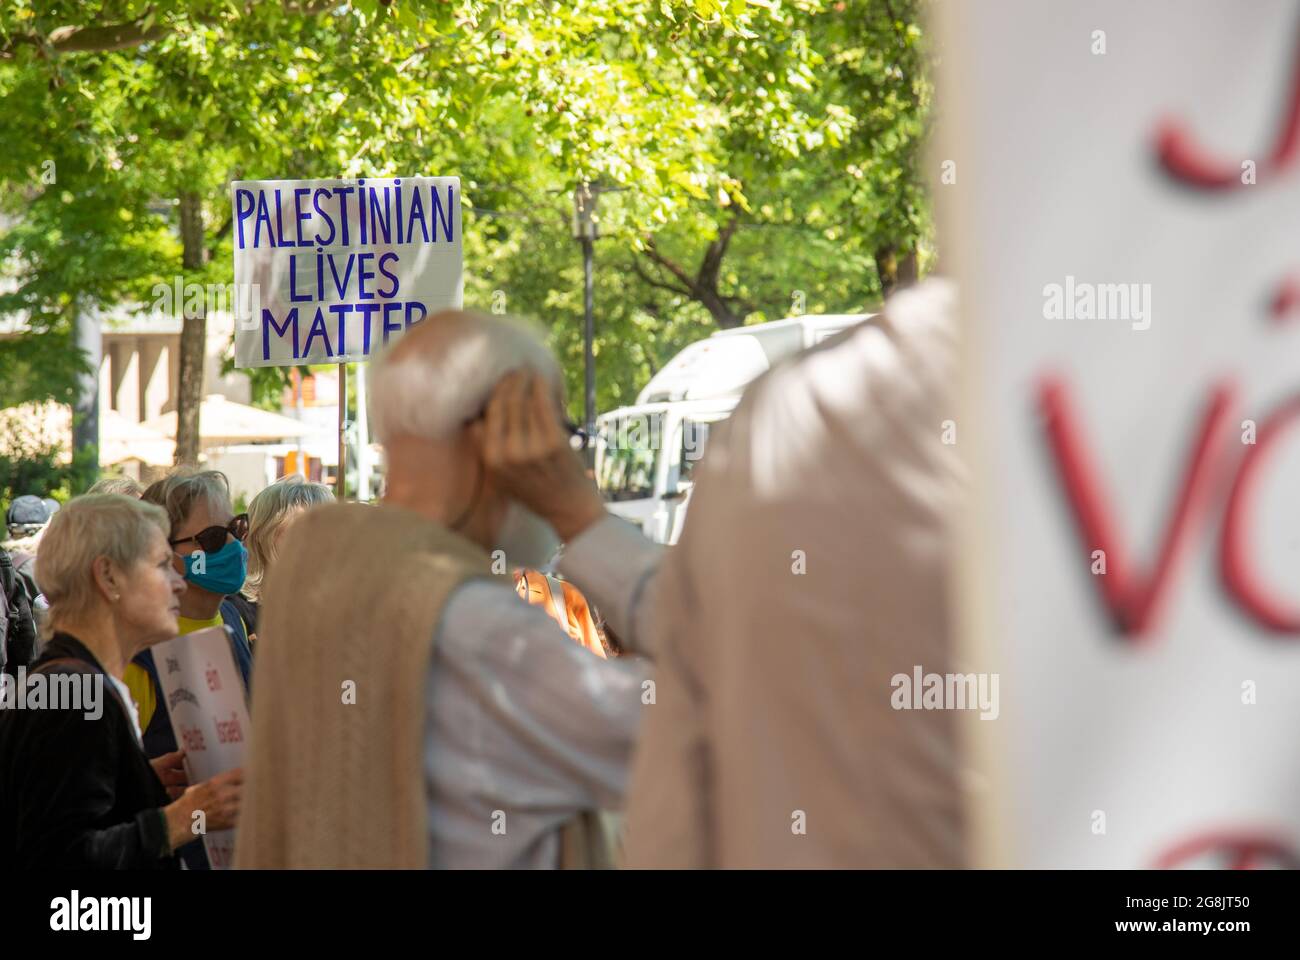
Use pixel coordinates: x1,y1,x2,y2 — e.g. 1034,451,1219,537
337,362,347,500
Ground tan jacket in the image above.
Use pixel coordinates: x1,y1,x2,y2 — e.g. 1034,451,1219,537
623,280,966,868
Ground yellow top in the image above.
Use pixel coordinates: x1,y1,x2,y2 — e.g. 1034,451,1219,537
123,613,224,733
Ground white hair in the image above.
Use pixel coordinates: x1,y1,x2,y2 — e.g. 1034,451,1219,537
141,468,232,536
243,475,334,600
37,494,170,641
368,312,562,444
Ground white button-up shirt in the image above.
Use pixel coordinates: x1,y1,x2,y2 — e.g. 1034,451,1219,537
425,515,661,868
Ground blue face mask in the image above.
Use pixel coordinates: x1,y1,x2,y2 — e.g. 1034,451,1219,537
183,539,248,596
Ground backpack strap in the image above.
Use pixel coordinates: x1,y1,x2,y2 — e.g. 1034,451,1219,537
0,549,16,601
218,601,253,691
545,574,569,628
0,550,36,674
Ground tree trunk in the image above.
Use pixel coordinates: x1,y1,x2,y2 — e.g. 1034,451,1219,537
72,304,101,471
874,246,919,299
639,217,751,329
174,192,206,466
698,289,746,329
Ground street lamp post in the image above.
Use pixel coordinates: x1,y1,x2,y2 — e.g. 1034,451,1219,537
573,183,599,462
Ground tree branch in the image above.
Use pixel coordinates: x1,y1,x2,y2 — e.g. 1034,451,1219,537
206,214,234,259
0,2,329,60
631,255,692,298
0,14,168,59
642,240,699,294
48,19,171,53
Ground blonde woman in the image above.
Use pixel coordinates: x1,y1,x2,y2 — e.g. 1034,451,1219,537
0,495,242,869
227,475,334,644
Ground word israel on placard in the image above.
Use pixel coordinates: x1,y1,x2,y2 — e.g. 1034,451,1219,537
152,626,250,870
231,176,463,368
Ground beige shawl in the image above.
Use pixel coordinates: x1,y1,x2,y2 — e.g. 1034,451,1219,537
235,501,494,869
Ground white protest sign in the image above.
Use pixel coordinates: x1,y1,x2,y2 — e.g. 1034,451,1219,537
941,0,1300,868
152,626,249,870
231,176,463,368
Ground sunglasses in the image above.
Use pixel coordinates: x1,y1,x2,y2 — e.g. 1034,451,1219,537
169,514,249,555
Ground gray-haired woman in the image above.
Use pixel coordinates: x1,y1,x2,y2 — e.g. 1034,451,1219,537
0,494,243,869
227,475,334,645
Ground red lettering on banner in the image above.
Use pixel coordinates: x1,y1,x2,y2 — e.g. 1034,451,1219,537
1156,41,1300,321
1040,379,1300,637
1156,27,1300,189
1154,830,1300,869
1220,394,1300,632
1037,377,1235,639
1270,275,1300,323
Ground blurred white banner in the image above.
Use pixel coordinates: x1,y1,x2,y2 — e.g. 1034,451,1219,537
941,0,1300,868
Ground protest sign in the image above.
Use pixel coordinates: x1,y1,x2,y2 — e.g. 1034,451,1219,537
230,176,463,368
152,626,250,870
941,0,1300,868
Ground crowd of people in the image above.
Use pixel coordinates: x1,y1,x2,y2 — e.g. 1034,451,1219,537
0,279,962,869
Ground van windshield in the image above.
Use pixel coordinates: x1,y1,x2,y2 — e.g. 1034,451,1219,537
679,419,712,485
596,413,662,502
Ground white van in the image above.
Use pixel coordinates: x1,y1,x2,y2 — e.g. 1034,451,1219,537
595,313,873,543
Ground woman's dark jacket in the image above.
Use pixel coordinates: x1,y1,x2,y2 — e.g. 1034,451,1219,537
0,632,177,869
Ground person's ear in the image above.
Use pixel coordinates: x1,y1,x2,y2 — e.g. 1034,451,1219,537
466,416,487,456
91,556,121,604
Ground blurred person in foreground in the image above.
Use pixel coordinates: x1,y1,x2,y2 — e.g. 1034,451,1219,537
237,311,661,869
228,474,335,645
623,279,966,868
0,495,242,868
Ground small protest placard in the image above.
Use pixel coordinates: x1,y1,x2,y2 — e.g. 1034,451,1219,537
230,176,463,368
151,626,250,870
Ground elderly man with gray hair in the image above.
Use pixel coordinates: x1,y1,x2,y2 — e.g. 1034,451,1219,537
237,310,661,869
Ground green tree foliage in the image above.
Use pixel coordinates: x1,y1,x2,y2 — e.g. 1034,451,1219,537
0,416,98,506
0,0,933,423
